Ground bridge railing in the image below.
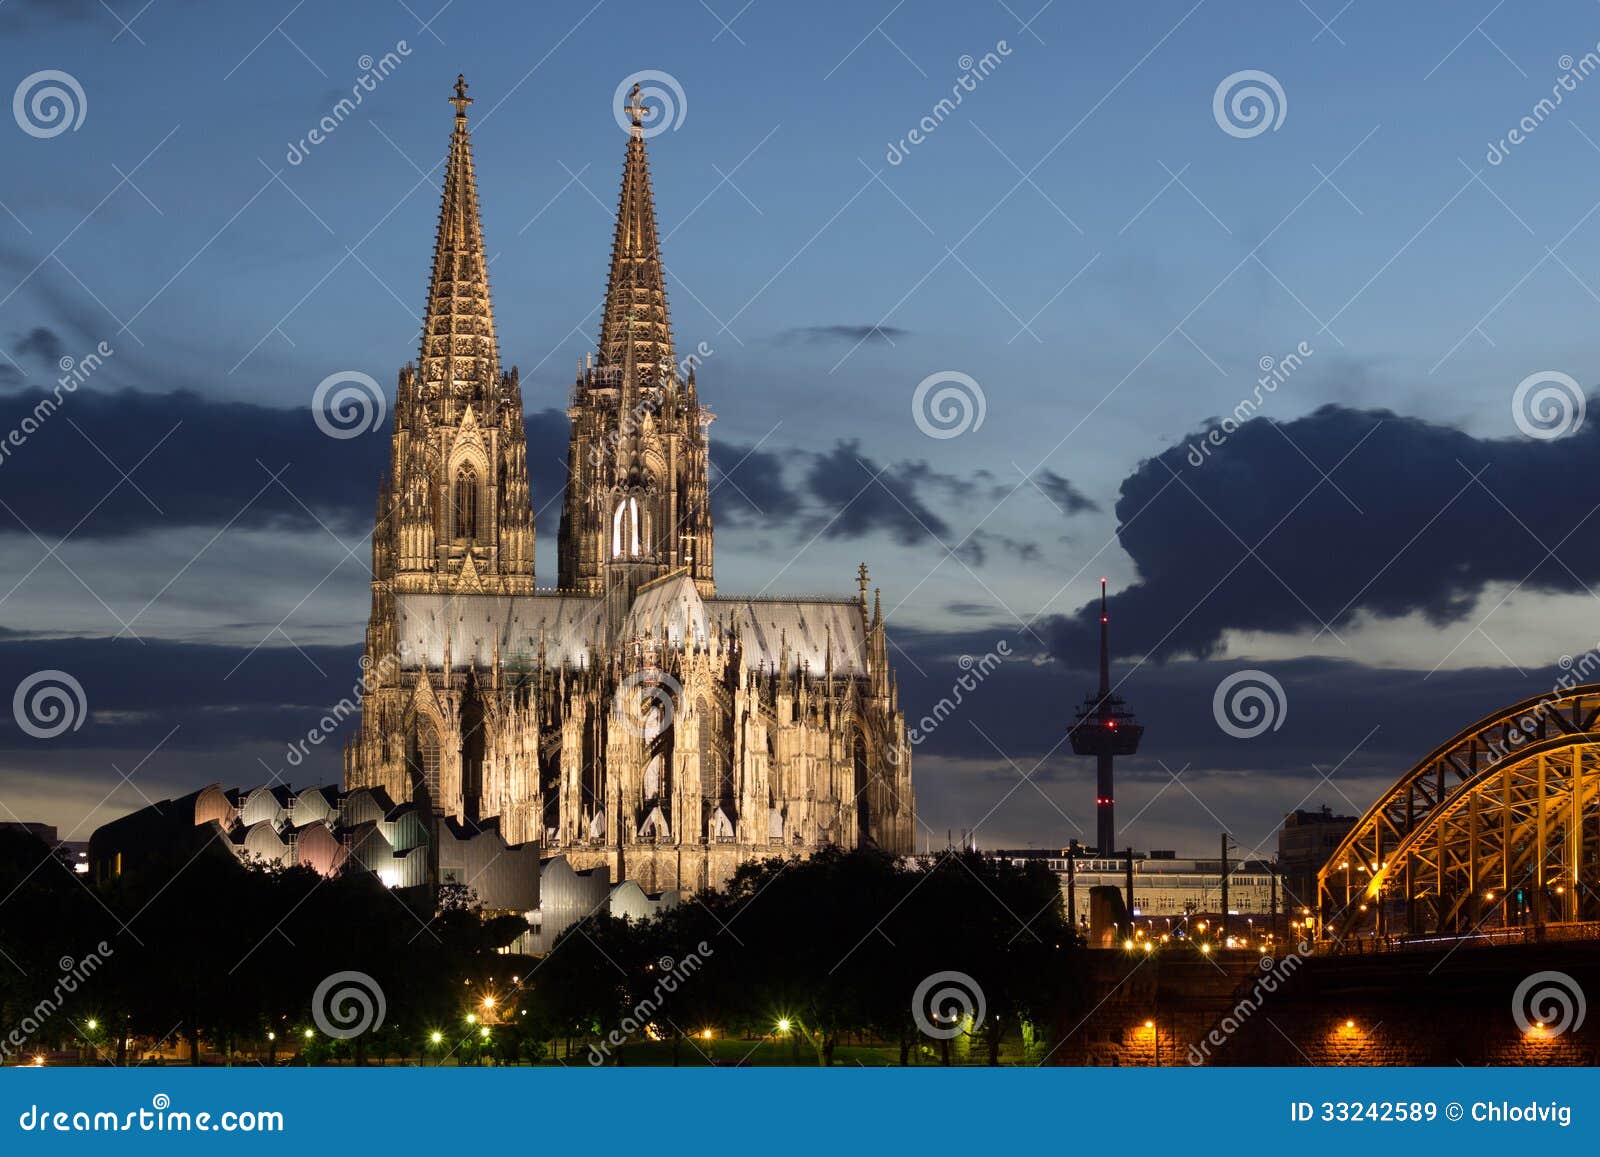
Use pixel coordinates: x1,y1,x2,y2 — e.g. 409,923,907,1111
1330,920,1600,954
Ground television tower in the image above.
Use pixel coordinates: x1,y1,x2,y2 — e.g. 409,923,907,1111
1069,579,1144,853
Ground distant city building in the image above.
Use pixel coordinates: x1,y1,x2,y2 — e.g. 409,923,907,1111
0,821,57,843
991,848,1279,922
1,823,89,874
1277,805,1356,913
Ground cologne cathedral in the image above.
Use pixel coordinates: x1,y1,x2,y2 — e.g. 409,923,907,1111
344,79,915,892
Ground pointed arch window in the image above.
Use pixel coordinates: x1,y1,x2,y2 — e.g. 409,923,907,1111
413,720,442,804
454,465,479,542
611,496,641,558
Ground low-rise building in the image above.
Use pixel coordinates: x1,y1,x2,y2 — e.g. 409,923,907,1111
88,782,540,913
1277,805,1357,913
991,848,1280,925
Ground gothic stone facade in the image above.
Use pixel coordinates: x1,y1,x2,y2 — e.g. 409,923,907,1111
344,79,914,893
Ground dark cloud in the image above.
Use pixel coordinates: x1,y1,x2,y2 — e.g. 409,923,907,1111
0,0,106,30
0,388,574,543
13,327,64,367
804,439,952,545
0,364,20,388
524,407,569,541
1030,468,1099,515
0,633,363,756
944,601,1001,618
776,324,909,345
712,441,1082,564
0,387,384,539
1048,401,1600,662
0,387,1060,576
710,440,803,525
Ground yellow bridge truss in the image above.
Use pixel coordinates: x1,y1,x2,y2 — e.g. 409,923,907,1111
1318,683,1600,941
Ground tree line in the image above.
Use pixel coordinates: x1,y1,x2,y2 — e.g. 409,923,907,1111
0,830,1083,1066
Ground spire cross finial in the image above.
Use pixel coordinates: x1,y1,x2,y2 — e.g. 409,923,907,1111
857,562,870,606
451,74,473,118
627,83,645,138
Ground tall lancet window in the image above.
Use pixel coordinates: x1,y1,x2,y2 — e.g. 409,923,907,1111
454,466,479,541
611,496,641,558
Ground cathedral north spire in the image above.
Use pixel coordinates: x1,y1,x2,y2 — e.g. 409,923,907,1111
420,73,500,406
597,83,673,385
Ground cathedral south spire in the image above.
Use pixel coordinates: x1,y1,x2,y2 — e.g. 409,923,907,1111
597,83,673,384
558,88,713,596
419,74,500,409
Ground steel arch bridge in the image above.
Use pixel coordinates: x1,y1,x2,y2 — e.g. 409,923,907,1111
1318,683,1600,943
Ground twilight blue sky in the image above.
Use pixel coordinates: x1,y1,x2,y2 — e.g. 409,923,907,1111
6,0,1600,861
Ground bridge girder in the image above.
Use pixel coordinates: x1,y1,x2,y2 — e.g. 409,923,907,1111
1318,684,1600,941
